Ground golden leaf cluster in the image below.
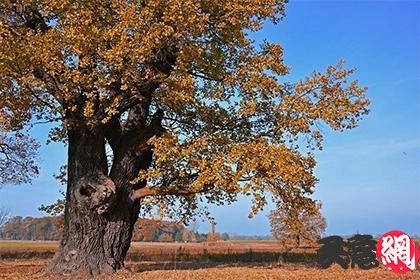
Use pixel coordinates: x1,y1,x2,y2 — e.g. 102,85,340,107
0,0,369,220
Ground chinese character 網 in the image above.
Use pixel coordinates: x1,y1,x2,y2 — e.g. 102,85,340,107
376,230,420,274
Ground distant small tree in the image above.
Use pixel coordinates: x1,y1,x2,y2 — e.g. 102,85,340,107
269,202,326,247
0,208,10,235
221,232,230,241
186,220,200,242
1,216,22,239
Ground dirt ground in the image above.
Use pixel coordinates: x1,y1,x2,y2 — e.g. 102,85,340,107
0,259,419,280
1,241,419,279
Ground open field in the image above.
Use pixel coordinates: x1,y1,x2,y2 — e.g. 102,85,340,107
0,240,316,262
1,259,420,280
0,241,419,279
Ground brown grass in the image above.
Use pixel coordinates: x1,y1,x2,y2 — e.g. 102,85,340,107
1,241,419,279
0,240,315,261
1,259,419,280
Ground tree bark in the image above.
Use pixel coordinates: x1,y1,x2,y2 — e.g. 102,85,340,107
48,127,142,276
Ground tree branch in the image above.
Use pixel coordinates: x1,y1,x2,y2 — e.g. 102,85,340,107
122,94,152,134
32,70,67,108
129,184,211,201
104,116,122,151
103,45,177,123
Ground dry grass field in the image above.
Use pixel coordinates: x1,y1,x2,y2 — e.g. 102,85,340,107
0,241,419,279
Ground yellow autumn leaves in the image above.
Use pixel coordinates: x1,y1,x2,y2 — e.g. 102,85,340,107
0,0,369,220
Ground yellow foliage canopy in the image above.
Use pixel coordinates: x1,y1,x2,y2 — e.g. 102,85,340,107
0,0,369,219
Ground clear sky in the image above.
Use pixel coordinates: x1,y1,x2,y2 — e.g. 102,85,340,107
0,0,419,236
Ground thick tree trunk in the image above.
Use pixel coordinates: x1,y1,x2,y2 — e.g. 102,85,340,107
48,127,141,276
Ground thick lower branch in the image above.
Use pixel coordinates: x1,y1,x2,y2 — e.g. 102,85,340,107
130,185,212,201
130,186,156,200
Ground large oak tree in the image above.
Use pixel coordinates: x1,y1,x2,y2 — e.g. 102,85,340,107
0,0,369,275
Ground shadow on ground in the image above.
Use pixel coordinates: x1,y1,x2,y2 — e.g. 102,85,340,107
127,261,318,272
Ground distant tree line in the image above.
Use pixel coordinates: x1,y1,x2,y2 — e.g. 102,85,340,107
228,234,275,241
132,218,191,242
0,216,230,242
0,216,61,240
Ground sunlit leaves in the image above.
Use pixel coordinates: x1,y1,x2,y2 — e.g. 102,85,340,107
0,0,369,221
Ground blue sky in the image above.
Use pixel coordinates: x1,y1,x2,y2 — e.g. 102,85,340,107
0,0,419,236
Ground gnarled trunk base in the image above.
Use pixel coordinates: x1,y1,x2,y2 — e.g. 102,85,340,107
48,181,139,276
48,128,141,276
